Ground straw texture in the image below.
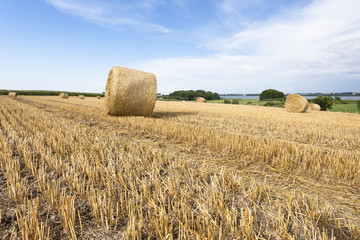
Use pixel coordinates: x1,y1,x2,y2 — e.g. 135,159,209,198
309,103,321,111
9,92,17,97
196,97,206,103
105,66,157,116
285,94,309,113
59,93,69,99
79,95,85,99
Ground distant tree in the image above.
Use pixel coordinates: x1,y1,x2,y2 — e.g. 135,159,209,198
259,89,285,101
232,99,239,104
334,96,343,104
224,99,231,104
357,101,360,110
168,90,220,100
311,96,333,111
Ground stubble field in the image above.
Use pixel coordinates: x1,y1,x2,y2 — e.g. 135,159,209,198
0,95,359,239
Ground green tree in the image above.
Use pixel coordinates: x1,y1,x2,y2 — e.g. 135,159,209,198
232,99,239,104
334,96,343,104
357,101,360,110
311,96,333,111
259,89,285,101
168,90,220,100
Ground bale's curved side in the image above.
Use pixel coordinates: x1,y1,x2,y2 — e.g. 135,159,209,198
79,95,85,99
60,93,69,99
285,94,309,113
196,97,206,103
105,66,157,116
9,92,17,97
309,103,321,111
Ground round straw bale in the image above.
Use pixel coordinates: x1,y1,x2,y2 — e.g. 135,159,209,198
78,95,85,99
59,93,69,99
309,103,321,111
9,92,17,97
105,66,157,116
285,94,309,113
97,96,101,99
196,97,206,103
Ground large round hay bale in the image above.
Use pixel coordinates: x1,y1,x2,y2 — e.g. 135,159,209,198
78,95,85,99
9,92,17,97
285,94,309,113
196,97,206,103
105,66,157,116
309,103,321,111
97,96,101,99
59,93,69,99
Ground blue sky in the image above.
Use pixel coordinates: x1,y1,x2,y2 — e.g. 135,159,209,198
0,0,359,94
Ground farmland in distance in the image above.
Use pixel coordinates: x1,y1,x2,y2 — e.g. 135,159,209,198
0,95,359,239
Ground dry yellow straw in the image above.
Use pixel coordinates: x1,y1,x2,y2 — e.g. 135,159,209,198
105,66,157,116
196,97,206,103
285,94,309,113
309,103,321,111
59,93,69,99
9,92,17,97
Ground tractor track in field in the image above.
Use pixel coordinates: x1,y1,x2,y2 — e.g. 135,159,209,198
1,98,126,239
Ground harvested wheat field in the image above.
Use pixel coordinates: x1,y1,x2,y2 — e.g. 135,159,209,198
0,95,359,239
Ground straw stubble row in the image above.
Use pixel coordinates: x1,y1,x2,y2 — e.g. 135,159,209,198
0,96,359,239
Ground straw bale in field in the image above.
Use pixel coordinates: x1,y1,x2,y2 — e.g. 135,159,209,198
196,97,206,103
9,92,17,97
59,93,69,99
105,66,157,116
97,96,101,99
79,95,85,99
285,94,309,113
309,103,321,111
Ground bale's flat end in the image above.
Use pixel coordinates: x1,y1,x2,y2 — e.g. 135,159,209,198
196,97,206,103
60,93,69,99
309,103,321,111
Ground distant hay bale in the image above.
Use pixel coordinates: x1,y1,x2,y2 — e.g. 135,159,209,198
59,93,69,99
309,103,321,111
9,92,17,97
78,95,85,99
97,96,101,99
196,97,206,103
285,94,309,113
105,66,157,116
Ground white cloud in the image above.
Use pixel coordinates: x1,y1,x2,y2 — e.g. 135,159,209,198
171,0,188,8
219,0,264,13
45,0,172,33
135,0,360,93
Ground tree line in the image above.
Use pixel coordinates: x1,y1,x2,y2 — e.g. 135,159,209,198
166,90,220,100
0,90,104,97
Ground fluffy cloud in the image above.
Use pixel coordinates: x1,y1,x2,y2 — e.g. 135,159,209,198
45,0,172,32
135,0,360,93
